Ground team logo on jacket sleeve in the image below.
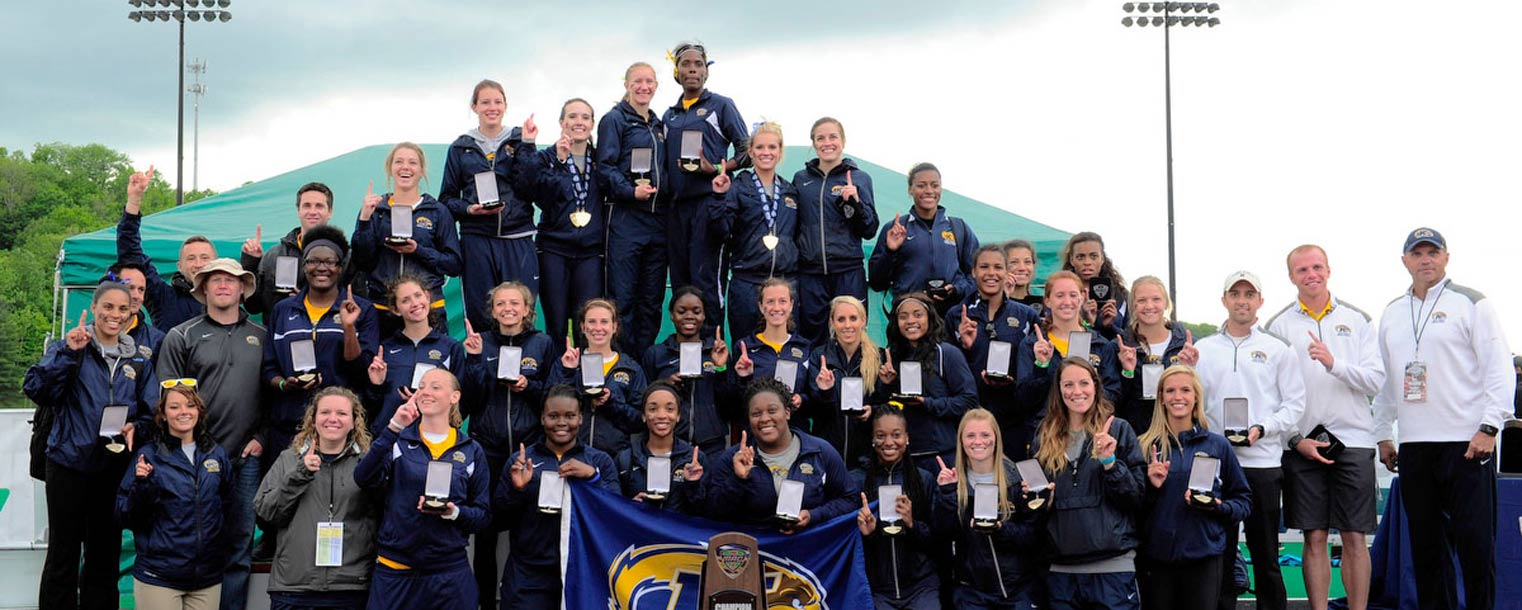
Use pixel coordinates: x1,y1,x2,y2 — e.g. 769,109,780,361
123,366,137,380
138,345,154,359
1334,324,1353,337
1431,312,1446,323
784,196,797,209
613,371,631,384
416,216,434,230
1250,351,1268,364
452,451,467,463
941,230,956,245
203,459,221,473
790,347,805,359
246,335,260,346
799,463,815,475
428,349,442,360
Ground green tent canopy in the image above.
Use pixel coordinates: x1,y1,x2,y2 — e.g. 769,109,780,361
56,144,1070,339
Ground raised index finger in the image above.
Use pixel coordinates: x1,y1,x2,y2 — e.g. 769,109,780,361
78,309,88,328
1306,330,1320,344
739,430,748,447
465,318,475,335
691,446,701,464
1103,416,1115,432
846,171,854,187
936,455,948,471
1185,330,1193,345
367,181,374,197
255,224,262,241
861,492,869,509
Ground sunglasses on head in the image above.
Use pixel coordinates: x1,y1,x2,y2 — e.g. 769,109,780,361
161,378,198,389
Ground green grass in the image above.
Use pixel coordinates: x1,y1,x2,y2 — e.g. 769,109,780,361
1240,541,1349,600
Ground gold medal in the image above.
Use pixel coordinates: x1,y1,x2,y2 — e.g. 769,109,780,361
570,210,591,228
634,178,651,187
762,234,779,250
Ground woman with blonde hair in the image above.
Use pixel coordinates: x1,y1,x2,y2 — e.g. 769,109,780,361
1114,275,1199,434
709,120,799,337
353,142,463,335
354,369,491,610
806,295,886,466
599,61,670,355
255,387,379,610
931,408,1043,608
1029,357,1146,610
1135,365,1250,610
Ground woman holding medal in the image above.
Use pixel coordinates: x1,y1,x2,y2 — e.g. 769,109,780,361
1061,232,1129,340
353,142,463,336
931,408,1043,609
639,286,733,456
794,117,880,344
868,163,980,316
365,275,467,436
1029,358,1146,610
615,382,709,514
806,295,887,467
263,225,380,461
27,282,157,610
440,79,534,333
702,378,856,531
254,388,378,610
513,98,607,356
947,244,1042,459
851,405,940,609
709,121,799,338
495,384,619,610
117,385,233,609
1114,276,1198,435
881,292,978,473
599,62,670,355
1015,271,1124,411
662,41,752,335
550,299,646,456
354,368,490,610
459,280,554,609
731,278,812,417
1136,366,1250,610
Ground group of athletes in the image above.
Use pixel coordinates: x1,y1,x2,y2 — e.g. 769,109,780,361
28,40,1512,610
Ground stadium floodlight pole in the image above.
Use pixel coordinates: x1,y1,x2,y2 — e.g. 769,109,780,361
1121,2,1220,321
127,0,233,206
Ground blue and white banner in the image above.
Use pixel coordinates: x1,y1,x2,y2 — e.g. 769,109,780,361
561,481,873,609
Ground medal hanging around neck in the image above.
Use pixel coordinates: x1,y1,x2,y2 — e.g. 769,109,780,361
753,172,780,251
567,154,592,228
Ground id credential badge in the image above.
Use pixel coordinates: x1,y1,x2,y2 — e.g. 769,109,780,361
315,521,343,567
1403,361,1427,403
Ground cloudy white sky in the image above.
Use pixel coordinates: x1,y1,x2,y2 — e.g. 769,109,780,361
6,0,1522,345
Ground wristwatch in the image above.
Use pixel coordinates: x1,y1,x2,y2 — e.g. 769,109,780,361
1478,424,1499,437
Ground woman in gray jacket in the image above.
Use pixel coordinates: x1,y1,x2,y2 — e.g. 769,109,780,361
255,387,379,610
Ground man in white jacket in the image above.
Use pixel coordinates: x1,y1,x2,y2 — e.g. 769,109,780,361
1265,245,1385,610
1196,270,1305,610
1373,228,1510,610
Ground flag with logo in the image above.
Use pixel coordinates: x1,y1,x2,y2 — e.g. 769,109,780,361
561,481,873,609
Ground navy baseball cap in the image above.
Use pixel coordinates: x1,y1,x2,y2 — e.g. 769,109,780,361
1402,227,1445,253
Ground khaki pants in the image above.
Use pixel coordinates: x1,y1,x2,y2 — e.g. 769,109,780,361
133,580,221,610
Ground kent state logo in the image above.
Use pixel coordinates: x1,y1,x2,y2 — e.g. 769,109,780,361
1431,312,1447,324
1251,351,1268,364
416,216,434,230
521,357,539,371
1334,324,1353,337
607,543,828,610
613,371,632,384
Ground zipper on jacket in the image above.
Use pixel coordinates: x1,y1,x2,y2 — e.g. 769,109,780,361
890,537,901,598
987,536,1008,598
818,169,830,275
643,118,661,214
